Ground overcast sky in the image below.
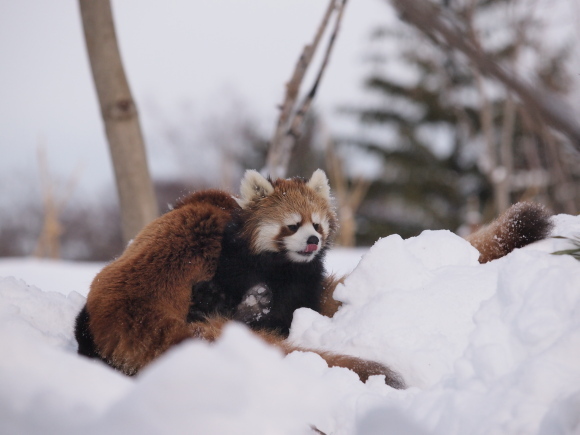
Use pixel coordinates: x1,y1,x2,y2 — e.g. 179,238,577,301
0,0,393,197
1,0,578,201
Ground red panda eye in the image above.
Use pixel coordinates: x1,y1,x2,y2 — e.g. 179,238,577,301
287,224,299,232
313,223,320,232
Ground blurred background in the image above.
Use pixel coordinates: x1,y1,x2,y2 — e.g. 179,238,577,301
1,0,579,261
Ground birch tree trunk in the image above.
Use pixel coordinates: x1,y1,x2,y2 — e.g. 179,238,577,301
79,0,158,244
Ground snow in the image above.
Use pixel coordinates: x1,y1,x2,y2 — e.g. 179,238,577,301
1,215,580,434
0,258,101,297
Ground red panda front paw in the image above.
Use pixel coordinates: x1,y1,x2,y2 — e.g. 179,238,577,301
233,284,272,324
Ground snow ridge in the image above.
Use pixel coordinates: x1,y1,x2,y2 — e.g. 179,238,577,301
1,215,579,434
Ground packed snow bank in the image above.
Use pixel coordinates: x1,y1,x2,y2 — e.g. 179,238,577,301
1,214,579,434
290,230,491,389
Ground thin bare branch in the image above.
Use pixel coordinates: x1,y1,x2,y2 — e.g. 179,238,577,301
277,0,336,133
267,0,349,178
288,0,349,141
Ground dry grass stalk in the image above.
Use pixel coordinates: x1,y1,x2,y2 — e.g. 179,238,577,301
34,146,80,259
325,135,370,247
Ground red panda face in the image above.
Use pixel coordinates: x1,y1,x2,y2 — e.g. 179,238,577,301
236,170,337,263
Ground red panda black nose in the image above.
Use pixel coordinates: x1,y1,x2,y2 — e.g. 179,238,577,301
307,235,319,245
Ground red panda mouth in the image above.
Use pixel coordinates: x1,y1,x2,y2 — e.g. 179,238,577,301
303,244,319,253
288,243,320,261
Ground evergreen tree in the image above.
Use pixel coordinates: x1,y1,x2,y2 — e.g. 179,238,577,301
341,0,576,245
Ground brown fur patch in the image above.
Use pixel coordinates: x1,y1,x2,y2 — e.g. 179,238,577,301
466,202,553,263
86,190,238,374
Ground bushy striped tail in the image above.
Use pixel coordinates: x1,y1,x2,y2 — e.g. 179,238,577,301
466,202,553,263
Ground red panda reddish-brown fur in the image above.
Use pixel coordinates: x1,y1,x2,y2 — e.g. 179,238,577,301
75,170,406,388
465,202,553,263
83,190,237,374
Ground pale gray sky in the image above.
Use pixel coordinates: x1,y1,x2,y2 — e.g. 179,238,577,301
0,0,391,195
0,0,577,200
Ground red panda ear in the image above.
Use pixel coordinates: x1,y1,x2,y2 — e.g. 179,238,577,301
306,169,331,201
236,170,274,208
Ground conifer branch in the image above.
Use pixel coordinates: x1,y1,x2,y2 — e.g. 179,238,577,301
389,0,580,148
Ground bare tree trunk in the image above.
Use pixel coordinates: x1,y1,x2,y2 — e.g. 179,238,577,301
34,144,80,259
79,0,158,244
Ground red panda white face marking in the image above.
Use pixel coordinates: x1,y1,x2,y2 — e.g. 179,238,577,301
252,223,280,253
236,170,337,263
283,217,322,263
312,212,330,236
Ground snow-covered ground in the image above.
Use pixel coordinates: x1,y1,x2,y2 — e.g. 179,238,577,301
1,215,579,434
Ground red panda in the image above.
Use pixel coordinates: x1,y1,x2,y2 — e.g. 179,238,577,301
75,170,405,388
187,170,339,334
74,169,552,389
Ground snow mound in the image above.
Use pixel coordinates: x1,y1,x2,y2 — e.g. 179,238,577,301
1,214,580,434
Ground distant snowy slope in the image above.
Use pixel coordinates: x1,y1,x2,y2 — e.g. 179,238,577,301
0,258,102,297
0,214,579,434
